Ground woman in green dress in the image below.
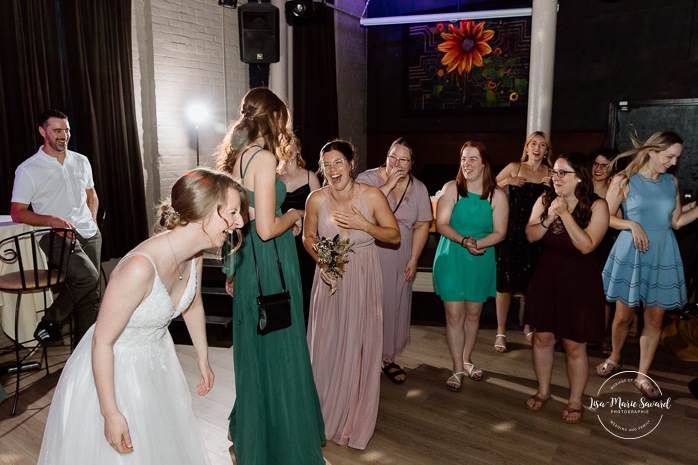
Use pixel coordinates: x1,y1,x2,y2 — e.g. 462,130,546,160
433,141,509,391
216,88,325,465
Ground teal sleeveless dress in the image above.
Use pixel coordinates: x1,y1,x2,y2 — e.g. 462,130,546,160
222,150,325,464
433,192,496,303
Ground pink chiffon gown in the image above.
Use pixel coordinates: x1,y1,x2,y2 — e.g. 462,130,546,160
306,187,383,450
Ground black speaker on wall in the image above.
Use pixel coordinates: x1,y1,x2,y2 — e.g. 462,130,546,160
238,3,280,64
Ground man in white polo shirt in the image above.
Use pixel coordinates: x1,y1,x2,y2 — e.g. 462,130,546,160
10,109,101,345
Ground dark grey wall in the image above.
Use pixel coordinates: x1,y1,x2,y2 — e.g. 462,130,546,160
367,0,698,133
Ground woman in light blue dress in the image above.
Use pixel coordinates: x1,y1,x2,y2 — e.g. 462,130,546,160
598,131,698,399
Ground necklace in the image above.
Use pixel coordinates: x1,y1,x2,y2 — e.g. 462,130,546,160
166,234,185,280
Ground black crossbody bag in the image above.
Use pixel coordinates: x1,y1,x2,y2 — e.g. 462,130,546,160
249,235,292,335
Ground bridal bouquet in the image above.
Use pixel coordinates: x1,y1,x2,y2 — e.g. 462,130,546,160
313,234,353,294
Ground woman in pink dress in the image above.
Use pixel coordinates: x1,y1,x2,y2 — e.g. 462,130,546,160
356,138,432,383
303,139,399,450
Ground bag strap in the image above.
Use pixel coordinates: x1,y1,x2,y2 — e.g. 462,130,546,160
249,234,287,296
240,144,286,296
392,176,412,213
239,145,263,179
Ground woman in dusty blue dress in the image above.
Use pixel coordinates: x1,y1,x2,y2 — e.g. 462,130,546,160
597,130,698,399
216,88,325,465
433,141,508,391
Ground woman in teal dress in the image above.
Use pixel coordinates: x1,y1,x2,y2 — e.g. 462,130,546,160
216,88,325,465
597,130,698,399
433,141,509,391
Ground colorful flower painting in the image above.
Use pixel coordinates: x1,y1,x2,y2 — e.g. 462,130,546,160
406,17,531,112
437,20,494,75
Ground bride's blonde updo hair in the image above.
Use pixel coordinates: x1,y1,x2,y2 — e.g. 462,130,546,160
156,168,248,250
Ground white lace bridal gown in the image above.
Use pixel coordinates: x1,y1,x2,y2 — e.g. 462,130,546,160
38,253,211,465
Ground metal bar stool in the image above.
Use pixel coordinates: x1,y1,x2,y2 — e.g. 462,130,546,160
0,227,76,416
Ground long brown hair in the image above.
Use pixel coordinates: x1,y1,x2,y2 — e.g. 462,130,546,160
456,140,497,200
215,87,293,175
540,152,598,229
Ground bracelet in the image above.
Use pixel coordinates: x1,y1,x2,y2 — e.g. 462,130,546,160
541,220,550,229
475,239,479,249
461,236,467,247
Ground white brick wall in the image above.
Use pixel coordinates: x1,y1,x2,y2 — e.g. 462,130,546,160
131,0,369,227
132,0,247,227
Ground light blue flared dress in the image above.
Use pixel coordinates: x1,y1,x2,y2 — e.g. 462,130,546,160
602,173,686,310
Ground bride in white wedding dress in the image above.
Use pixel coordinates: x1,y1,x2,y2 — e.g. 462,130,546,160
38,168,246,465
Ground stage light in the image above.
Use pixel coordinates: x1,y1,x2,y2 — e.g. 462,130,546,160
285,0,325,19
186,102,210,166
218,0,237,8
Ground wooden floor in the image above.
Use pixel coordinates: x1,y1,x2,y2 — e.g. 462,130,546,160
1,325,696,465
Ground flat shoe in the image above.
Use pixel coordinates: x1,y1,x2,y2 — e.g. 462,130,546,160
446,372,464,392
595,358,622,378
524,331,534,343
382,362,407,384
635,378,662,399
562,405,584,424
525,394,549,412
494,334,507,353
462,362,483,381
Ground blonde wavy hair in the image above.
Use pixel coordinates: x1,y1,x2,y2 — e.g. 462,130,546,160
520,131,553,168
612,130,684,191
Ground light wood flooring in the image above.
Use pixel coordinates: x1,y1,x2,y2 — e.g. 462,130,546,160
1,326,696,465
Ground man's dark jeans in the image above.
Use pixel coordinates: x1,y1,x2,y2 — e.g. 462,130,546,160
39,230,101,343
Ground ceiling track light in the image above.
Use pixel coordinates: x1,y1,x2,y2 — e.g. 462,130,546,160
359,7,535,27
284,0,326,20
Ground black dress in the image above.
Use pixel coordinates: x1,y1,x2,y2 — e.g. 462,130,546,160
496,182,548,293
280,173,314,328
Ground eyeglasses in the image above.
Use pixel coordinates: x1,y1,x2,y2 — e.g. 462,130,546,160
387,154,412,165
549,169,575,178
321,158,346,170
593,162,609,169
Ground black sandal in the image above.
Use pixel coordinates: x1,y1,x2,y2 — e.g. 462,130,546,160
382,362,407,384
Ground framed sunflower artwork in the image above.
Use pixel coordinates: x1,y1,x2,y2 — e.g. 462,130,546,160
405,17,531,113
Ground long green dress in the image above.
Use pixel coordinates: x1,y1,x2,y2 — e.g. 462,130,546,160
222,151,325,465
